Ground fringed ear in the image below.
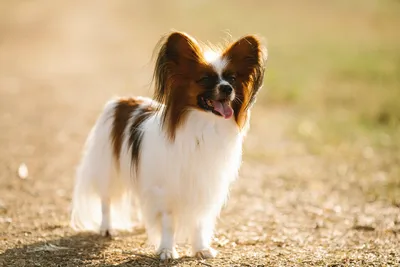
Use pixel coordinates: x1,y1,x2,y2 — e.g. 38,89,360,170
152,31,203,107
152,31,204,140
223,35,267,109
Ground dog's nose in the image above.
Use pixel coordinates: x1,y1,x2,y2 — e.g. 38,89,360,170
220,84,233,95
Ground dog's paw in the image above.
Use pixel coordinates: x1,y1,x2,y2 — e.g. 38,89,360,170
99,228,115,237
195,248,217,259
157,248,179,260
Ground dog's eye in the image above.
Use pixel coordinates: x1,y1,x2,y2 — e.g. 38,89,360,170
197,75,212,84
197,74,218,89
227,75,236,83
223,73,237,84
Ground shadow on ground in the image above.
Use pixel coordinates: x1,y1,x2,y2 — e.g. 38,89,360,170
0,232,208,267
0,233,175,267
0,233,111,266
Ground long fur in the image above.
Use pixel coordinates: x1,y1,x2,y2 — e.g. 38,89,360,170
70,98,243,242
70,31,267,259
70,100,137,232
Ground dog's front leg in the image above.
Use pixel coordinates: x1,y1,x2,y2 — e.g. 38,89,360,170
156,211,178,260
191,218,217,259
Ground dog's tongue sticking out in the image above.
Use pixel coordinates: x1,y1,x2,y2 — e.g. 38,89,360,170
211,100,233,119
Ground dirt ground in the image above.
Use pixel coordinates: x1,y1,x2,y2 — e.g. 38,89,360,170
0,1,399,266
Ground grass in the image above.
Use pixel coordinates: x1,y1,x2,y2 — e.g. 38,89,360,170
254,1,400,206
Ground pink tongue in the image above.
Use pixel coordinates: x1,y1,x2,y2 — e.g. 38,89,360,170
211,101,233,119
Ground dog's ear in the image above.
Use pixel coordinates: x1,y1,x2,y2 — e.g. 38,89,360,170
223,35,267,108
152,32,205,140
153,32,203,105
163,32,203,74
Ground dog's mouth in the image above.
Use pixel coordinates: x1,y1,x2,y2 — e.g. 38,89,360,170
198,96,233,119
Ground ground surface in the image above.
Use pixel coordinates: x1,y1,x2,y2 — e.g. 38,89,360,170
0,1,399,266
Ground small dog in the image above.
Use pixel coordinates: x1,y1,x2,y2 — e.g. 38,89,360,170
70,31,267,260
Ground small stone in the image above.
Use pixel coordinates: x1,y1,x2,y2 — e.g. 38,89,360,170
18,163,29,179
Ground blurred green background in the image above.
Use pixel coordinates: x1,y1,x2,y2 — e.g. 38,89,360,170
0,0,399,201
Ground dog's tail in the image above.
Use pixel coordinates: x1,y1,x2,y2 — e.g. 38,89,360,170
70,100,136,233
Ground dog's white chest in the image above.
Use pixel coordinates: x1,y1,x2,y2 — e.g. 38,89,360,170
138,110,243,216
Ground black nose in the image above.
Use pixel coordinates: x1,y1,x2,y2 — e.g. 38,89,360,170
220,84,233,95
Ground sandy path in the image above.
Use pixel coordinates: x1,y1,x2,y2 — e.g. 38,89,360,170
0,2,399,266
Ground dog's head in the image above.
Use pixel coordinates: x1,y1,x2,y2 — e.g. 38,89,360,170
153,31,267,139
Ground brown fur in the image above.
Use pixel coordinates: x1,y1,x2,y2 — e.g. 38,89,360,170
128,104,155,171
153,32,212,140
111,97,145,163
223,35,267,129
152,31,267,139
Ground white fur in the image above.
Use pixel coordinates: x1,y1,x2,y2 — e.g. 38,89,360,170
205,51,228,76
70,100,137,233
70,97,245,257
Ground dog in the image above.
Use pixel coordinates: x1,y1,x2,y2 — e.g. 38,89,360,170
70,31,267,260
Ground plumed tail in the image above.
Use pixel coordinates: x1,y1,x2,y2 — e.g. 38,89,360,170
70,100,138,233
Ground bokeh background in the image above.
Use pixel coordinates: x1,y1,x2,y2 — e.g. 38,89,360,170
0,1,399,266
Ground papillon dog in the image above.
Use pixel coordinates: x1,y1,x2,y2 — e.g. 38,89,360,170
70,31,267,260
